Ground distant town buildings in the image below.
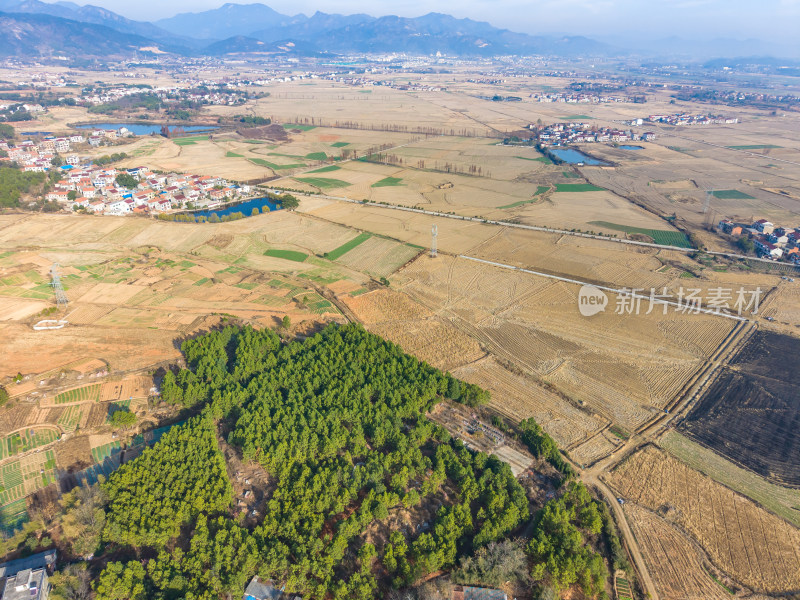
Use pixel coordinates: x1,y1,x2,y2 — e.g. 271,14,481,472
643,113,739,126
528,121,654,146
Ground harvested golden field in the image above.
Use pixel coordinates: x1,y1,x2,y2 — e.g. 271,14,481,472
624,503,739,600
395,253,735,432
334,236,421,278
451,357,603,449
607,445,800,593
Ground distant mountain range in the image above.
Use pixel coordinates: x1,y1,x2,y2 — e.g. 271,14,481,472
0,1,611,59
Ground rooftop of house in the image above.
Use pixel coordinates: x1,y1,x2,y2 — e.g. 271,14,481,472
0,550,56,579
1,567,47,600
452,585,508,600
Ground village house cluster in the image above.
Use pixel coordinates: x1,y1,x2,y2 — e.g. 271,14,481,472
529,122,656,146
0,134,86,172
47,165,250,216
644,113,739,126
720,218,800,262
531,91,633,103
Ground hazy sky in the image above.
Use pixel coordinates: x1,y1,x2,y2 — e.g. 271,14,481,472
79,0,800,40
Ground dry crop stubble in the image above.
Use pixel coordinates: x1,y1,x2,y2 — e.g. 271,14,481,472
607,445,800,593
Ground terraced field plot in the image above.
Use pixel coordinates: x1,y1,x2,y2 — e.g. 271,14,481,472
0,428,60,460
57,405,83,433
54,383,101,404
293,176,352,189
264,249,308,262
91,441,121,464
333,237,421,278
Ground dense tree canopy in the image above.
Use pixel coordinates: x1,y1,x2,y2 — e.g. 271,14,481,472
102,414,232,548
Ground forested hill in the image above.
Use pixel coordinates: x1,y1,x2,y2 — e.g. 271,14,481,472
49,324,614,599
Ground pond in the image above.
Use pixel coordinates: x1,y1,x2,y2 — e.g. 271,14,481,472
73,122,218,136
189,197,282,220
548,147,608,166
619,145,644,150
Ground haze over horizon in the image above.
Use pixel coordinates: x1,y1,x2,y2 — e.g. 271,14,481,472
30,0,800,47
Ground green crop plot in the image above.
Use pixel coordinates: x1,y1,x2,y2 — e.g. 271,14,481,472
371,177,403,187
515,155,552,164
91,441,121,464
562,171,580,179
0,429,60,460
264,249,308,262
293,177,352,189
588,221,692,247
57,406,82,433
326,233,372,260
305,152,328,161
554,183,605,192
331,142,349,148
712,189,756,200
54,383,101,404
727,144,782,150
0,499,28,535
225,151,244,158
282,123,317,131
249,158,306,170
173,135,209,146
308,165,341,173
559,114,593,120
499,186,550,209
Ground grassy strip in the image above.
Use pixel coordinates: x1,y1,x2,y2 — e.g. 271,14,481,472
264,249,308,262
326,233,372,261
588,221,692,247
249,158,306,170
331,142,349,148
225,151,243,158
308,165,341,173
282,123,317,131
554,183,605,192
712,189,755,200
727,144,782,150
559,114,593,120
498,186,550,209
173,135,209,146
371,177,403,188
305,152,328,161
515,155,552,164
660,431,800,527
294,177,352,189
562,171,580,179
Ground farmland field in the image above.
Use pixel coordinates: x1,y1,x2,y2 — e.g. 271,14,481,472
264,249,308,262
608,445,800,593
371,176,403,187
325,232,372,260
293,176,352,189
554,183,605,192
54,383,102,404
679,330,800,486
659,430,800,527
0,428,60,460
624,503,735,600
711,189,756,199
588,221,693,247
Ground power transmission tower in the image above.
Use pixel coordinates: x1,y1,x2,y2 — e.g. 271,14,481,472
50,264,69,309
430,225,438,258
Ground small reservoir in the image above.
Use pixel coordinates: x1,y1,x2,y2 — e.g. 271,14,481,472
548,147,608,166
74,122,218,136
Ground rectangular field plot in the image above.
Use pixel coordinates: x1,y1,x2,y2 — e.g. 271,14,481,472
680,334,800,487
0,428,60,460
0,462,25,504
588,221,692,247
293,176,352,189
264,249,308,262
57,406,82,433
54,383,101,404
326,233,372,260
711,189,755,199
91,441,121,464
333,237,421,278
